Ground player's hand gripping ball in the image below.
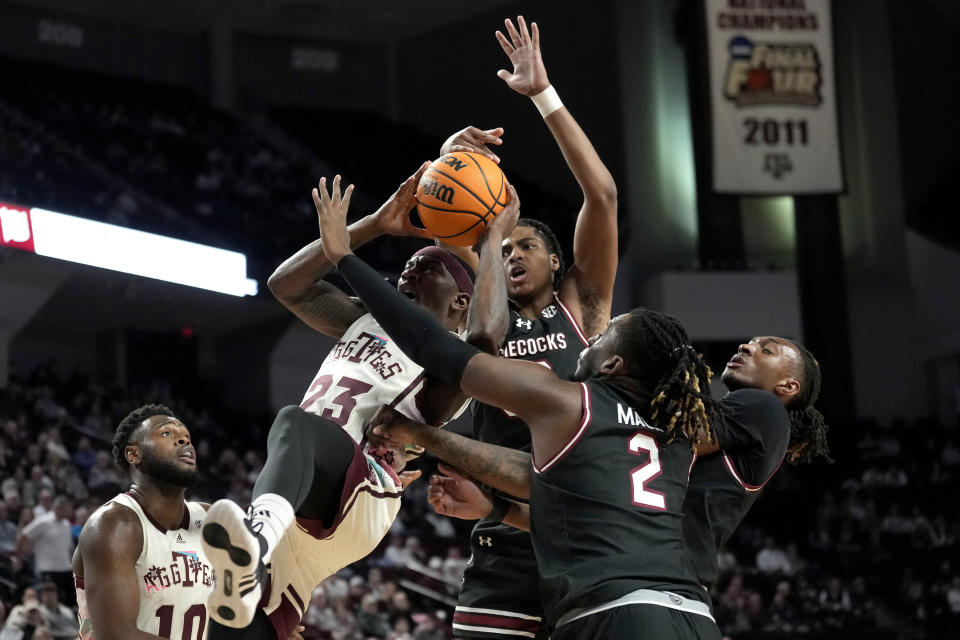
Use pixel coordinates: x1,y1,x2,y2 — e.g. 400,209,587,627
415,152,509,246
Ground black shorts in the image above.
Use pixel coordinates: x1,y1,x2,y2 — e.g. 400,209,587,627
552,603,721,640
453,521,546,639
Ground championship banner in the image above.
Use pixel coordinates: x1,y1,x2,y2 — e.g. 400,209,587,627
705,0,843,194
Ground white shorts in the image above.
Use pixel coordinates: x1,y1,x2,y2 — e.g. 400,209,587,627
261,441,402,639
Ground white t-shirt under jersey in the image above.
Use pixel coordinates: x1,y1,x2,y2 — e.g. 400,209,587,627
76,493,213,640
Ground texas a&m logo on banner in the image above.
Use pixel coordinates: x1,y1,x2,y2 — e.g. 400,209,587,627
706,0,843,194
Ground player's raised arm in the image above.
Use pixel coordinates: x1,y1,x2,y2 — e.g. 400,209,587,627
314,177,583,464
267,165,433,339
497,16,618,337
73,506,163,640
462,182,520,353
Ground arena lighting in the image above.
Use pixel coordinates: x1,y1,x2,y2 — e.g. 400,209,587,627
0,202,258,297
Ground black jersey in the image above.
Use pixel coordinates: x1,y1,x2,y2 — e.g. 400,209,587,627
472,295,589,448
682,389,790,588
529,379,707,627
455,296,589,637
469,295,588,539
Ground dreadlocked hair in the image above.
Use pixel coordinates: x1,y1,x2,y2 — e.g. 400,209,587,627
620,308,724,448
516,218,565,290
785,341,832,464
112,403,179,473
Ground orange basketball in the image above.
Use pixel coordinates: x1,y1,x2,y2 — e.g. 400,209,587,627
415,152,509,247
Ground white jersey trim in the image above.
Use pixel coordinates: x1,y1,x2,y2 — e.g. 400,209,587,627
454,606,542,621
554,294,590,346
533,382,591,474
451,624,536,638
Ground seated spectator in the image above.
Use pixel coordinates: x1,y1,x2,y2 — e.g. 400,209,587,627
2,492,21,524
947,576,960,615
302,588,338,633
69,438,96,478
322,573,349,604
0,504,17,554
756,537,791,574
0,555,36,605
356,593,390,638
35,583,76,640
441,546,467,583
86,451,123,495
381,535,410,568
0,589,48,640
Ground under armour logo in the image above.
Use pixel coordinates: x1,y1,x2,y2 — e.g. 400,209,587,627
478,536,493,547
175,534,184,543
541,305,557,319
515,318,532,331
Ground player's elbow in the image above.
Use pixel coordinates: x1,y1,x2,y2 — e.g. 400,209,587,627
266,270,289,301
586,177,618,210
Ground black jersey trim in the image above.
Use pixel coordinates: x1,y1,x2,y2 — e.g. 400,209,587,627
533,382,591,474
554,294,590,346
721,451,785,493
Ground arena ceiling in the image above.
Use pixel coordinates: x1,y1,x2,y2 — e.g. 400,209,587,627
9,0,515,42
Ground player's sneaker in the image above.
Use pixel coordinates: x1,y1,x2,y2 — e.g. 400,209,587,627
202,500,268,629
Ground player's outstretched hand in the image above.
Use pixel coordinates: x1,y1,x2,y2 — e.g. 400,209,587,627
372,162,434,240
313,175,355,264
427,463,494,521
440,126,504,164
369,405,428,448
495,16,549,96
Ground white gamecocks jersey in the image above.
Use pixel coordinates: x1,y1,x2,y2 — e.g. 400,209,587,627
76,493,213,640
300,313,466,443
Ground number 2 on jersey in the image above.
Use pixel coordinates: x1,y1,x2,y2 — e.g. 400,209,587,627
300,375,373,426
629,432,666,510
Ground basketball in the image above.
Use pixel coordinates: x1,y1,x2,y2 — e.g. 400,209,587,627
415,152,509,246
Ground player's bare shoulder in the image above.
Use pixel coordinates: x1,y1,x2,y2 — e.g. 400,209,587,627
76,501,144,569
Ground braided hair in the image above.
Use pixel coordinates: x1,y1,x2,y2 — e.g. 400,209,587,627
113,403,179,473
618,308,723,448
516,218,565,291
784,342,832,464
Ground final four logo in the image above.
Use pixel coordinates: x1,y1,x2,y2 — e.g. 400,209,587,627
723,36,822,107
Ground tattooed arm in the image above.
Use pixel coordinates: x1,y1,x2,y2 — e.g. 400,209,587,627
370,407,532,499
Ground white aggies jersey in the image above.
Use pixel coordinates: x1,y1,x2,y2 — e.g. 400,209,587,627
300,313,465,443
77,493,213,640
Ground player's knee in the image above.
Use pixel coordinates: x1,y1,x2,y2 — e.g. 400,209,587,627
267,405,308,446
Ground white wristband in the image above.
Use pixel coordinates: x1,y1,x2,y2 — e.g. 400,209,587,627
530,85,563,118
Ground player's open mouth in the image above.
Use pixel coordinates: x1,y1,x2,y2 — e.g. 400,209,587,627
726,355,745,368
508,265,527,284
398,284,416,300
177,447,196,464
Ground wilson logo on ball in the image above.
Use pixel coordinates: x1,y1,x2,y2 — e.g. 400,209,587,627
415,152,509,247
419,178,455,205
